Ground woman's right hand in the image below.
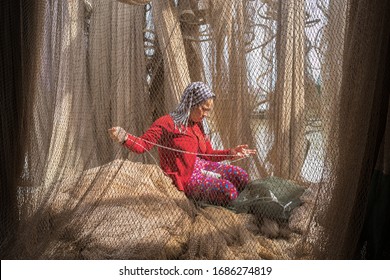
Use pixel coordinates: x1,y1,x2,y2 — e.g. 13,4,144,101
230,144,256,160
108,127,127,144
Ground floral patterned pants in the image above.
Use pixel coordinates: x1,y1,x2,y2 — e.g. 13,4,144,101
185,157,249,205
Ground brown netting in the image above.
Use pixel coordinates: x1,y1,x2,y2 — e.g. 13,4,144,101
1,0,389,259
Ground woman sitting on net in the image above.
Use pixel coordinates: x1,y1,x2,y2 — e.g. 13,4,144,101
109,81,256,205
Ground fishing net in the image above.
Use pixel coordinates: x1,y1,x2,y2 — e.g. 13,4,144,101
232,177,306,223
1,0,389,260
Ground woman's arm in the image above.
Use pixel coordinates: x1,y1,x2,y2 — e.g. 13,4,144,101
109,117,166,154
203,140,232,162
123,125,163,153
204,140,256,162
229,144,256,160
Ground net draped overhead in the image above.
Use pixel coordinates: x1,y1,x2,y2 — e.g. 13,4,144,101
1,0,389,259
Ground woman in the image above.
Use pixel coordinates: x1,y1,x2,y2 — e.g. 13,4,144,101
109,82,256,205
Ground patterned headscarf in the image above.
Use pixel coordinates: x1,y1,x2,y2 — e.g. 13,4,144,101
170,81,216,133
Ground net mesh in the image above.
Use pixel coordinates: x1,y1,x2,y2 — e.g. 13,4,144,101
2,0,389,259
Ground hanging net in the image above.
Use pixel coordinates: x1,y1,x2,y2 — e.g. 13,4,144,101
3,0,385,260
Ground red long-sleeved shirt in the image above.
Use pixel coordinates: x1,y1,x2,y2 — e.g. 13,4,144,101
124,115,232,191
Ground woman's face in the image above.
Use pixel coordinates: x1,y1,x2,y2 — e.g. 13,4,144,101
189,99,214,123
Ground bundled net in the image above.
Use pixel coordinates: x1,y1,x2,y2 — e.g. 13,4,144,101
2,0,388,259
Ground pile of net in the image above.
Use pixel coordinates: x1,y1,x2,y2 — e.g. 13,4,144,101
13,160,318,260
232,177,306,223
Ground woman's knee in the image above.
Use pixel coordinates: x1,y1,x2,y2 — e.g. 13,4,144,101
213,179,239,204
192,179,238,204
223,166,249,190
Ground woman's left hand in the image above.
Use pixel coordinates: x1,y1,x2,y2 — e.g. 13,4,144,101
230,144,256,159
